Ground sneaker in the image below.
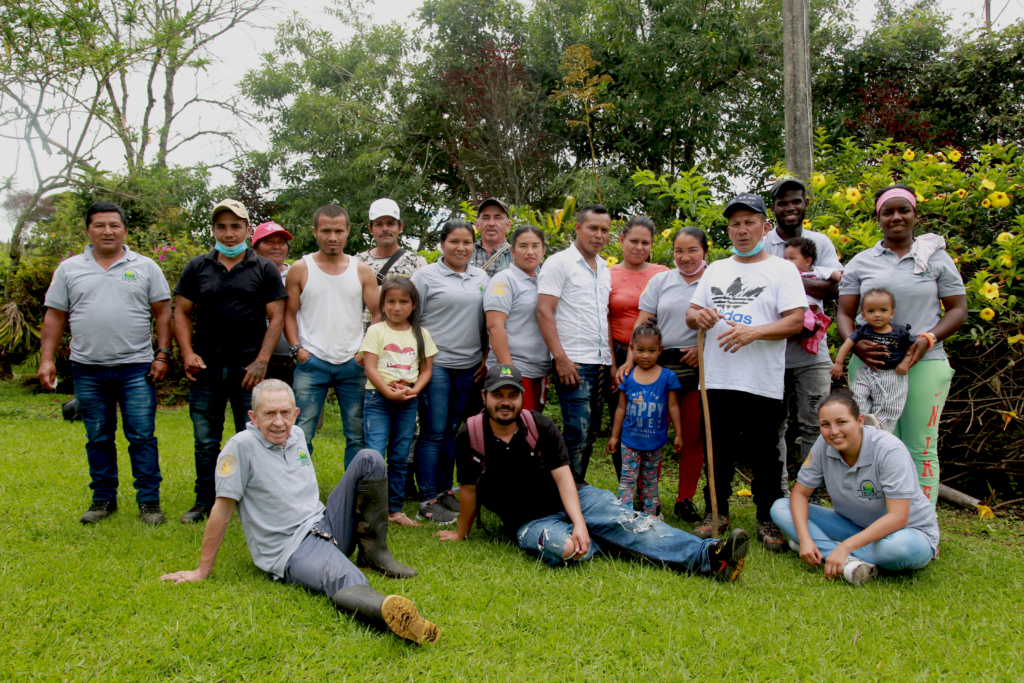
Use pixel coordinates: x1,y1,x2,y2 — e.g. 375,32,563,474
863,414,881,429
180,504,210,524
80,500,117,524
437,490,461,513
788,538,801,553
673,498,702,524
139,502,166,525
692,513,730,539
388,512,421,527
416,499,457,525
651,512,665,522
758,520,786,552
708,529,750,582
842,557,879,585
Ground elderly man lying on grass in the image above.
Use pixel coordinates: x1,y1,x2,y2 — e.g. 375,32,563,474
161,379,440,645
435,364,750,581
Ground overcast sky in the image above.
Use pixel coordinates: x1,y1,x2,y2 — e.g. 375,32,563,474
1,0,1021,239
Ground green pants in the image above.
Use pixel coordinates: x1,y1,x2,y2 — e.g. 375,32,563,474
849,356,954,507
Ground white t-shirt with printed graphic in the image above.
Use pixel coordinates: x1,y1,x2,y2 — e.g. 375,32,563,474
690,255,808,400
359,321,439,390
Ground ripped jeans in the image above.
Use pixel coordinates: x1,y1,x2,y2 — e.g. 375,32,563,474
516,486,714,572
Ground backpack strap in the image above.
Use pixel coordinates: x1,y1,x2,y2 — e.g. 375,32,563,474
467,413,486,462
520,409,540,451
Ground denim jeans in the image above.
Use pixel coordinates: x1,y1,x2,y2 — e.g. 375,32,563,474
553,363,608,480
771,499,934,571
777,363,832,493
363,390,418,513
415,364,477,502
293,353,366,466
189,365,251,508
72,362,160,503
516,486,714,572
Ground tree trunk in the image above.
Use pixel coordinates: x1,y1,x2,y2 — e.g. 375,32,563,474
2,189,44,300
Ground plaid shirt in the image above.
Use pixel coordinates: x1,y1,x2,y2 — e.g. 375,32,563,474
470,240,513,278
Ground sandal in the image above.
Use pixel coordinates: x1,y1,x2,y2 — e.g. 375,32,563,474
388,512,421,527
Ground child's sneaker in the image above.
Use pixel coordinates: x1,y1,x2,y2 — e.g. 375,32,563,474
842,557,879,585
708,529,750,582
673,498,702,524
416,499,457,525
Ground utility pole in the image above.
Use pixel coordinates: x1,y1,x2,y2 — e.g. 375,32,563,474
985,0,992,32
783,0,814,182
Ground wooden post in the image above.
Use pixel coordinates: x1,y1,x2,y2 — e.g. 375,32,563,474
697,328,718,538
783,0,814,182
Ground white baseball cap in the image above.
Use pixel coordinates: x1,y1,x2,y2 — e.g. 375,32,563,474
368,198,401,222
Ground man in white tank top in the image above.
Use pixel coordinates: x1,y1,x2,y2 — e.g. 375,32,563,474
285,205,381,465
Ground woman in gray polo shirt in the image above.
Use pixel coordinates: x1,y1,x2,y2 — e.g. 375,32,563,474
410,219,490,525
617,226,709,523
484,225,549,411
771,390,939,585
837,184,968,507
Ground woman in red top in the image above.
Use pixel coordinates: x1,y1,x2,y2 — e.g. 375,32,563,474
606,217,668,479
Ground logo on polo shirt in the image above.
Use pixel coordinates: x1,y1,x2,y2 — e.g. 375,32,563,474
298,450,311,467
478,284,485,294
857,480,881,500
217,454,237,477
490,281,508,297
802,454,813,468
122,270,137,283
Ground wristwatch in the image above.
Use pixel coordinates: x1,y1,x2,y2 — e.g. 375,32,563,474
289,344,303,359
156,348,172,356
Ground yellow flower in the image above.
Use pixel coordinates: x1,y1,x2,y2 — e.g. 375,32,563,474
661,229,671,238
811,173,826,188
999,254,1013,268
948,150,962,162
1008,333,1024,345
955,189,967,199
977,504,994,520
840,235,852,244
826,226,841,238
982,198,992,208
832,191,844,201
802,219,812,229
980,307,996,321
997,232,1015,243
981,178,996,191
736,488,753,497
989,191,1011,208
915,192,926,203
845,187,863,203
903,149,915,161
606,256,619,267
979,281,1000,300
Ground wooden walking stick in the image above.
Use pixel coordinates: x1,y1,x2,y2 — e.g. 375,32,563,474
697,327,719,539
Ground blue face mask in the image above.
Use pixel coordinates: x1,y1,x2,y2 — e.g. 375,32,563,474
215,240,248,258
730,239,765,257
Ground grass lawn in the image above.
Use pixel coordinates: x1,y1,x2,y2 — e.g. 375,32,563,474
1,379,1022,681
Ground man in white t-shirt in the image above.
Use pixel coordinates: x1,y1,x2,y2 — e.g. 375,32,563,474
687,192,807,551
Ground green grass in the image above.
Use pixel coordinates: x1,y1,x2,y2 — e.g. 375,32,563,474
1,380,1023,681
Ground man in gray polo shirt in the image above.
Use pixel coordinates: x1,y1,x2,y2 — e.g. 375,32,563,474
160,379,439,645
766,177,844,494
40,201,173,525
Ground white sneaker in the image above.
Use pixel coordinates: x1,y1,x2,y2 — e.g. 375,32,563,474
863,414,881,429
842,557,879,585
788,538,800,553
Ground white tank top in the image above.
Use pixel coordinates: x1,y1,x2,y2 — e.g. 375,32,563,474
297,253,364,364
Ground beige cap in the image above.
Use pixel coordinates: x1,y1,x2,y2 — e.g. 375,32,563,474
211,198,249,223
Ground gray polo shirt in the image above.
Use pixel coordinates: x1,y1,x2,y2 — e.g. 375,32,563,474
483,264,550,378
637,268,700,349
43,245,171,365
215,423,323,579
798,426,939,552
411,259,490,369
839,241,966,362
765,228,843,369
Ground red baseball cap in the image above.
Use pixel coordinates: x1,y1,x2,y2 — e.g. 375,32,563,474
253,221,293,246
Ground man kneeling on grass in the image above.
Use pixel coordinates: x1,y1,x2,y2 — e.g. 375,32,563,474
160,379,440,645
435,364,749,581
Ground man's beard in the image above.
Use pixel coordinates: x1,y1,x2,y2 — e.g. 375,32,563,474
491,408,518,425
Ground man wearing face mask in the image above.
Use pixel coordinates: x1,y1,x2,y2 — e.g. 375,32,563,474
174,199,289,523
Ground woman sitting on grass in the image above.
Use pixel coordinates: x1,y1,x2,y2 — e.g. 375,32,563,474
770,389,939,585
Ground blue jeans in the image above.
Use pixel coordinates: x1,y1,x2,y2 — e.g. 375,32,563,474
72,362,160,503
517,486,714,571
189,365,251,508
293,353,366,466
553,363,607,480
363,390,418,513
771,499,934,571
415,364,477,502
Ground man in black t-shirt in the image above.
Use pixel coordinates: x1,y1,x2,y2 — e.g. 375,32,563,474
435,365,751,581
173,199,289,523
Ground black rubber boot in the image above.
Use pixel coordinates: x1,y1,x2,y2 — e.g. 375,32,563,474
331,585,441,645
353,478,418,578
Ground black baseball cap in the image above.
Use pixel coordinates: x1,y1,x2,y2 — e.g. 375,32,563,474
477,197,510,217
770,175,806,199
723,193,767,218
484,364,524,392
